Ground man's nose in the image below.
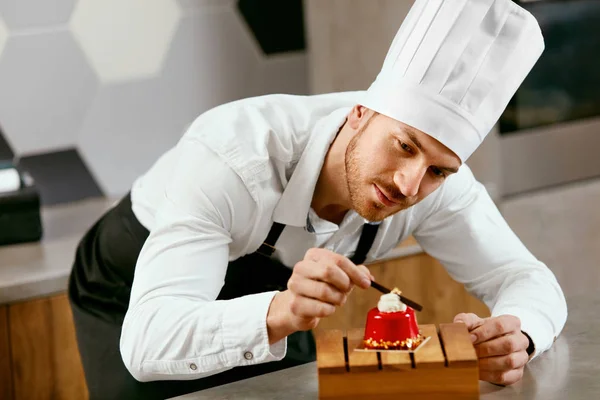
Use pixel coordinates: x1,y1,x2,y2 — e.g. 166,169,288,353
394,165,426,198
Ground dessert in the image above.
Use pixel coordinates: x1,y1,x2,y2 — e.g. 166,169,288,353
363,288,424,350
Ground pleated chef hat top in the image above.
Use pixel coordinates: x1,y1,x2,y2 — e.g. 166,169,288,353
361,0,544,162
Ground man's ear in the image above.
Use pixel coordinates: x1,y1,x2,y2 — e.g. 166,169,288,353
347,105,370,130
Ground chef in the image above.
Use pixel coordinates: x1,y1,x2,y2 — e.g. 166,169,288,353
68,0,567,399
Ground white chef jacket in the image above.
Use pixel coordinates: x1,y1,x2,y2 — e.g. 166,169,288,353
120,91,567,382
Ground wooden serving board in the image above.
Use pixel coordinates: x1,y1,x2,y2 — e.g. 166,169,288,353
315,323,479,400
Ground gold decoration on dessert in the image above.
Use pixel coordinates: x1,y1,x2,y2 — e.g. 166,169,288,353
364,335,425,350
391,287,402,296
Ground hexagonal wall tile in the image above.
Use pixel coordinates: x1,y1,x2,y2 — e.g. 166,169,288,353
78,9,264,196
162,9,262,115
237,0,306,55
257,53,308,96
70,0,182,83
0,31,98,155
0,0,77,30
77,78,185,197
177,0,236,10
0,124,14,160
18,148,103,205
0,16,7,59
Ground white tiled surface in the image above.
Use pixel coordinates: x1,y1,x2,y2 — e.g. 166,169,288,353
70,0,182,83
77,76,191,196
257,52,308,96
0,15,7,57
177,0,236,12
0,0,308,196
162,9,262,108
0,30,98,155
77,8,292,197
1,178,598,305
0,0,76,30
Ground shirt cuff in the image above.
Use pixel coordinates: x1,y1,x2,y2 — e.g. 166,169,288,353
220,291,287,367
491,307,554,361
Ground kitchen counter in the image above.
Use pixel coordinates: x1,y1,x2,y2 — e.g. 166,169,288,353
0,197,423,304
0,197,116,304
174,292,598,400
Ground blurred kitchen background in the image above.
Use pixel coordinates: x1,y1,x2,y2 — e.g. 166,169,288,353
0,1,598,399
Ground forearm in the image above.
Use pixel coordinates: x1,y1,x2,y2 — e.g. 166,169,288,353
120,292,287,382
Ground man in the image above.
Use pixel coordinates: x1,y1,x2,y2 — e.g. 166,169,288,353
68,0,567,398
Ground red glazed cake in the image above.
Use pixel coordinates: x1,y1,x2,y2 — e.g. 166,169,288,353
363,288,424,350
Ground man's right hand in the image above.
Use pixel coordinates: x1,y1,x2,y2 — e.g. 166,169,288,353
267,248,373,344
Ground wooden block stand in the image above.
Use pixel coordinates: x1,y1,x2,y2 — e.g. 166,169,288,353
316,323,479,400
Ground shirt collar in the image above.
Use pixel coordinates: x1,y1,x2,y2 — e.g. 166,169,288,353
272,107,351,228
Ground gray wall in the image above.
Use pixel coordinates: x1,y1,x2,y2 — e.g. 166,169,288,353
0,0,308,202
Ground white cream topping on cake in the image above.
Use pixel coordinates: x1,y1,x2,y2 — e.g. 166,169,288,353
377,292,407,313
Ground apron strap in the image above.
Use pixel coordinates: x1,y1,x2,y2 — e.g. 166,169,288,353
256,222,286,257
350,223,380,265
256,220,380,265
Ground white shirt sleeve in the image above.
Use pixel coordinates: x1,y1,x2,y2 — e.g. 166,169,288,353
120,139,286,382
412,166,567,359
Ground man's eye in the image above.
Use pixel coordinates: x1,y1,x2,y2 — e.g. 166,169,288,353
430,166,445,177
398,141,412,153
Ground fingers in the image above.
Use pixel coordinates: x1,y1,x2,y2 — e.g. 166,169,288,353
332,255,372,289
357,264,375,281
289,295,336,319
304,248,371,289
480,366,525,386
295,259,352,292
287,275,347,306
453,313,485,331
470,315,521,345
282,249,372,334
474,325,529,386
478,350,529,372
475,332,530,358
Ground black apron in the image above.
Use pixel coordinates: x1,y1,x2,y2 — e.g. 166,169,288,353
68,193,379,400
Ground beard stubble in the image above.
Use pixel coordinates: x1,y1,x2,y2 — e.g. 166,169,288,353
344,126,409,222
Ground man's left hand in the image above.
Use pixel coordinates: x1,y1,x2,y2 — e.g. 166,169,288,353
453,313,530,386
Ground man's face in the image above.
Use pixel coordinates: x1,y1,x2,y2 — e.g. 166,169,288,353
345,108,462,222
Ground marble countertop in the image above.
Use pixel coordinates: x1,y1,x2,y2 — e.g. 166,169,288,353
174,292,600,400
0,197,423,304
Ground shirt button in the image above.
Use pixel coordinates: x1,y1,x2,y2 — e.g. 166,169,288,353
244,351,253,360
189,363,198,370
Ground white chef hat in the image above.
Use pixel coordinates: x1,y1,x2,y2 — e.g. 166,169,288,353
361,0,544,162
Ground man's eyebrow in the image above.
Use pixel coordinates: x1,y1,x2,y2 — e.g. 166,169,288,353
403,128,459,174
405,130,423,150
440,166,459,174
